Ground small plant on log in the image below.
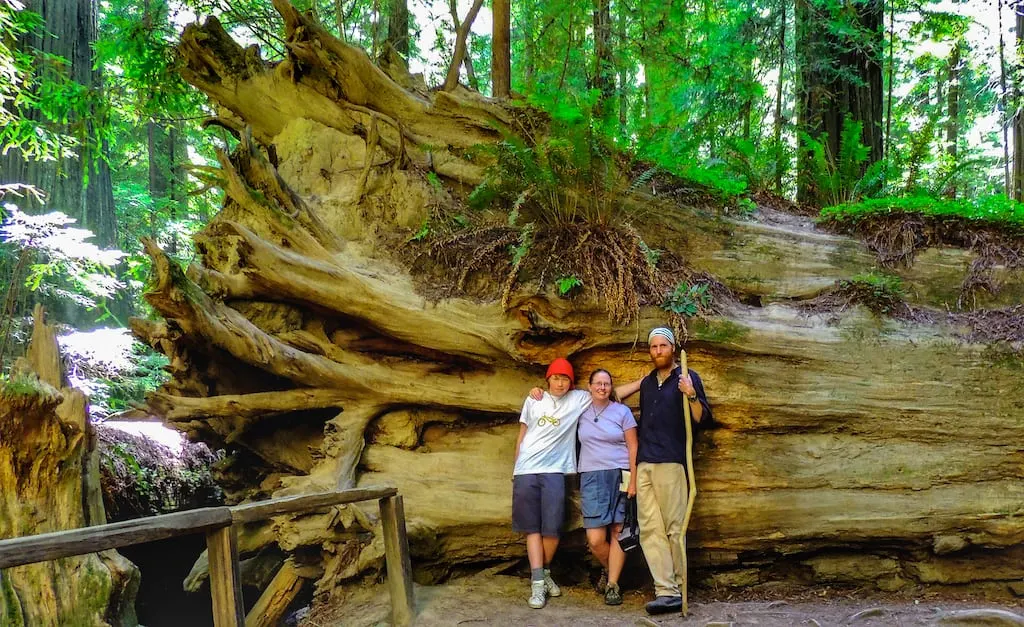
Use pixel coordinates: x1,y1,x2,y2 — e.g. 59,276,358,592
662,282,713,318
802,271,914,319
841,273,907,316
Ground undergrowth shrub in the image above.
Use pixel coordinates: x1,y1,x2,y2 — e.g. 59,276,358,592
820,194,1024,229
798,115,880,206
413,102,741,326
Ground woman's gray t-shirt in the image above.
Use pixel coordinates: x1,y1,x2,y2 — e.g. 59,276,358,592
577,402,637,472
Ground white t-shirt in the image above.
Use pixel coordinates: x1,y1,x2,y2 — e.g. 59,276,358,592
513,389,592,475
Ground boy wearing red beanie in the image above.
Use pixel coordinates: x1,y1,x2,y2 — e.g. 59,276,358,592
512,357,591,609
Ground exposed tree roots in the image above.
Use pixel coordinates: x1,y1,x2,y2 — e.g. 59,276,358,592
799,280,917,321
821,213,1024,307
411,221,732,338
951,305,1024,348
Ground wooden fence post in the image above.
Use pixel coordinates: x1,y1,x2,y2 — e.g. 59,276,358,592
379,495,415,626
206,524,245,627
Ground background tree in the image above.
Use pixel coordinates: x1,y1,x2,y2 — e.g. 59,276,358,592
0,0,116,248
386,0,411,56
796,0,884,205
493,0,511,97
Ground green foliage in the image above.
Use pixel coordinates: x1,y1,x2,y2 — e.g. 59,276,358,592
0,372,48,398
410,219,430,241
690,319,750,344
838,271,907,316
509,223,534,266
638,238,661,268
0,206,125,321
426,171,444,193
59,327,169,417
821,195,1024,229
637,129,748,199
846,271,905,297
555,275,582,295
99,429,223,520
799,116,873,206
0,4,92,162
468,112,624,226
723,138,775,194
96,347,168,415
662,282,712,318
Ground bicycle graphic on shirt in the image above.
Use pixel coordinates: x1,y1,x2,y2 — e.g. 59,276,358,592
537,415,560,427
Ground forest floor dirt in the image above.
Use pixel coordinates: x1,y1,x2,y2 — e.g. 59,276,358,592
301,572,1024,627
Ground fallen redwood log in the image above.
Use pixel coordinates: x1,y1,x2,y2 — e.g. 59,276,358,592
137,0,1024,602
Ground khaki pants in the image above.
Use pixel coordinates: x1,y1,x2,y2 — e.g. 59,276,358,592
636,462,688,597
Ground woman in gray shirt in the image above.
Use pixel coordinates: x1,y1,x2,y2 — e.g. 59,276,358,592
577,369,638,605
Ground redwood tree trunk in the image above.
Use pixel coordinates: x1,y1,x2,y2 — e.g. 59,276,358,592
492,0,511,98
796,0,883,205
999,0,1011,196
773,0,787,193
593,0,614,113
0,0,116,249
944,40,961,198
386,0,410,57
1014,3,1024,202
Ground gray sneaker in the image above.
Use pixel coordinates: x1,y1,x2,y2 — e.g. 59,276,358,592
543,568,561,597
604,582,623,606
528,580,547,608
595,569,608,593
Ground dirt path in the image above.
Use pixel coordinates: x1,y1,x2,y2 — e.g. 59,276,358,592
303,574,1024,626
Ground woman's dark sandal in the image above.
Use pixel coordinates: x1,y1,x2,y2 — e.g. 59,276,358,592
645,595,683,614
604,583,623,605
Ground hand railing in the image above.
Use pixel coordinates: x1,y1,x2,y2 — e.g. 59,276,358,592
0,486,414,627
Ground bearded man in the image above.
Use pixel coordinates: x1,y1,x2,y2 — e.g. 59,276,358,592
634,326,712,615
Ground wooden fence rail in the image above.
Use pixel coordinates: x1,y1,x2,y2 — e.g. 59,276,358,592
0,486,414,627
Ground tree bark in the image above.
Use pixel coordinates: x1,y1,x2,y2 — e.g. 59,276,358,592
0,306,139,626
773,0,787,192
999,0,1011,196
1014,3,1024,202
385,0,410,57
492,0,511,98
944,40,961,198
796,0,883,205
616,0,628,135
592,0,614,112
0,0,116,249
441,0,485,92
447,0,479,90
884,0,894,177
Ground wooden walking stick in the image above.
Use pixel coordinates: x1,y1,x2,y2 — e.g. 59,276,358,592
679,348,697,616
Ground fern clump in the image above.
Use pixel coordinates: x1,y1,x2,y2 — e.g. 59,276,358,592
467,122,623,227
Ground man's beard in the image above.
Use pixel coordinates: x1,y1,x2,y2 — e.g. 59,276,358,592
652,354,673,368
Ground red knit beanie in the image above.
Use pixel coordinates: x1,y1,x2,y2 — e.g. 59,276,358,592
545,358,574,381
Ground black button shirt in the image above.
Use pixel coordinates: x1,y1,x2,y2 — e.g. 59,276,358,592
637,366,712,466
